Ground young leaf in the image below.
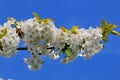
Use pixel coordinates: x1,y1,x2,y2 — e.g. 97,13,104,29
33,12,41,24
100,19,117,42
111,30,120,36
57,49,62,54
65,49,71,57
71,26,79,34
41,19,49,24
7,18,13,21
14,21,18,28
60,26,69,32
0,28,7,39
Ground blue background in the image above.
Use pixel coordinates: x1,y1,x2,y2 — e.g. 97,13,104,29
0,0,120,80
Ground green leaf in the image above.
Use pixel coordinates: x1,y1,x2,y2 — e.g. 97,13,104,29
71,26,79,34
33,12,41,24
14,21,18,27
101,18,108,29
41,18,49,24
65,49,71,57
100,19,117,42
7,18,13,21
60,26,69,32
57,49,62,54
111,30,120,36
0,28,7,39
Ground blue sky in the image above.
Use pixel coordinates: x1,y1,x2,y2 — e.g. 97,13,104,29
0,0,120,80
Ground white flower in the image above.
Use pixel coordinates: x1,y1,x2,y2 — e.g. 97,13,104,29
8,78,13,80
28,64,41,70
61,57,69,64
49,51,60,60
24,54,44,70
0,77,4,80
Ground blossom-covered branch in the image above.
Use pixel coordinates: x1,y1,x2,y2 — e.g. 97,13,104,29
0,12,119,70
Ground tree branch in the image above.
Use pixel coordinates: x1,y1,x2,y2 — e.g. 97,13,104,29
17,47,55,50
17,47,28,50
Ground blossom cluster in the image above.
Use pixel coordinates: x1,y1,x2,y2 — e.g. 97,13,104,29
54,27,103,63
1,13,118,70
0,18,20,57
0,17,103,70
17,18,57,70
18,17,103,70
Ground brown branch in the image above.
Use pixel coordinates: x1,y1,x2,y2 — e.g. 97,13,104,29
17,47,28,50
17,47,55,50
